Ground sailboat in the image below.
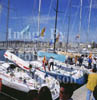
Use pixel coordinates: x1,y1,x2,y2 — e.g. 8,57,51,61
30,59,86,85
0,50,60,100
32,0,85,85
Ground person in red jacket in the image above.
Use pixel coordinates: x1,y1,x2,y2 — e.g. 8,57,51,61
42,56,46,71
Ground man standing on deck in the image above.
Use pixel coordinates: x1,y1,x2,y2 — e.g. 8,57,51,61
86,69,97,100
49,57,54,70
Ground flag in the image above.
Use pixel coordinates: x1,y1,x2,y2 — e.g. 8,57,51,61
76,34,80,39
40,27,45,37
56,33,60,42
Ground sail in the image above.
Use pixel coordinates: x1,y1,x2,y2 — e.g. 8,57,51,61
4,51,30,71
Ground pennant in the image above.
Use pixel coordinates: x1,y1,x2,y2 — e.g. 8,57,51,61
56,33,60,42
40,27,45,37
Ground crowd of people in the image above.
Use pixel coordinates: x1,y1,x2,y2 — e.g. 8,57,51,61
66,54,97,100
65,53,97,71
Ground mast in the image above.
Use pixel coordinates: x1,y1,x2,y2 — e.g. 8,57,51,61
79,0,82,36
66,0,72,52
38,0,41,36
78,0,82,51
6,0,10,48
54,0,59,53
87,0,92,43
36,0,41,49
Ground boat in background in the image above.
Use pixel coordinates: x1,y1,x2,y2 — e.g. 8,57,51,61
37,51,66,63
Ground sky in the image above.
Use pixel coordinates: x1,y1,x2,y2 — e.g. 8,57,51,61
0,0,97,43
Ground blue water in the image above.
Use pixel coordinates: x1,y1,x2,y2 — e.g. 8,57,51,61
37,51,66,62
0,49,6,61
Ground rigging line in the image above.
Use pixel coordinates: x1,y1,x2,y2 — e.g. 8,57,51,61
62,0,70,32
12,1,37,41
63,0,70,22
70,6,79,34
12,10,24,39
14,0,37,37
87,0,92,43
46,0,54,25
0,4,2,20
62,1,69,42
66,0,72,52
79,0,82,34
9,0,25,32
70,15,79,43
62,0,71,43
6,0,10,48
9,7,29,41
31,0,37,32
78,0,83,44
69,3,81,34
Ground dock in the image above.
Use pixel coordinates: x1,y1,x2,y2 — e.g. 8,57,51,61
72,84,93,100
